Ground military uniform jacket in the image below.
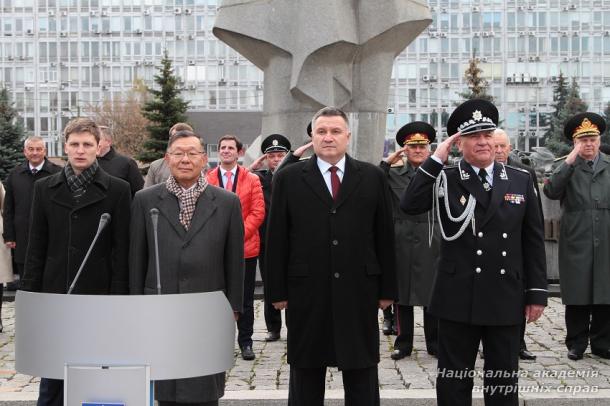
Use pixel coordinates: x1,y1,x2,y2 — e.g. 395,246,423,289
266,155,396,369
543,153,610,305
400,158,548,326
380,160,439,306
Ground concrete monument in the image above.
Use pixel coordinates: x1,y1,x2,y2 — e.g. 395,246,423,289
213,0,432,163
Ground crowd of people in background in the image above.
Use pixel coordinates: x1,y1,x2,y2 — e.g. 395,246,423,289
0,99,608,406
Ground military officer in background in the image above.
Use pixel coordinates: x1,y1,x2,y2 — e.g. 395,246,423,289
250,133,292,341
543,112,610,361
381,122,439,359
401,99,547,406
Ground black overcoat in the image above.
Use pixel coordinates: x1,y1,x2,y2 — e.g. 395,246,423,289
400,158,547,326
98,147,144,196
265,155,396,370
2,159,61,263
21,168,131,294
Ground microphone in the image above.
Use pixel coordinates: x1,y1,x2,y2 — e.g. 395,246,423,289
150,208,162,295
67,213,111,294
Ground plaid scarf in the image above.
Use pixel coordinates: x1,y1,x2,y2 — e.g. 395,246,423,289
64,160,99,198
166,174,208,230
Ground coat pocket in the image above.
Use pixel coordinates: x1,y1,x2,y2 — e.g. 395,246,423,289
288,264,309,277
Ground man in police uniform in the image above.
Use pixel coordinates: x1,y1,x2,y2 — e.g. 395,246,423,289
250,133,292,341
401,99,547,406
543,112,610,361
381,122,439,359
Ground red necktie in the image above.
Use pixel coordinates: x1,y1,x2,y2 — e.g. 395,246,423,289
329,166,340,201
225,171,233,191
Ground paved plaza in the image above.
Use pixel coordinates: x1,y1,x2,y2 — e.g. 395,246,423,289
0,298,609,404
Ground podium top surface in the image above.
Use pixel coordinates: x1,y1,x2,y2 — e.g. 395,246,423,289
15,291,236,380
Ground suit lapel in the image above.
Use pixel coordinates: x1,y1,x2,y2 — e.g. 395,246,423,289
480,162,511,228
457,160,489,209
335,155,361,209
156,187,187,238
184,187,218,244
302,156,334,207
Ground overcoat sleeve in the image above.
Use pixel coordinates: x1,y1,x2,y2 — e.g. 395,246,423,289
129,192,148,294
1,172,15,242
543,161,574,200
20,181,46,292
224,195,245,312
400,157,443,215
243,174,265,242
127,159,144,195
374,167,397,301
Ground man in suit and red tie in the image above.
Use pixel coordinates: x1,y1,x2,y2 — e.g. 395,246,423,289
265,106,396,406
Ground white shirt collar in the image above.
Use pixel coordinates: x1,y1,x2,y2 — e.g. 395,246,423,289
220,165,237,178
470,161,495,176
317,155,346,174
29,162,44,172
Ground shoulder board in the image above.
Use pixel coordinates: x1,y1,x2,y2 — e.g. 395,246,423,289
390,161,405,168
442,165,457,170
504,164,529,174
554,155,567,162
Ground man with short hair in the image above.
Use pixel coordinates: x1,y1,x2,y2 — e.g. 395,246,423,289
381,122,439,360
207,135,264,361
249,133,292,341
130,130,244,406
266,106,396,405
21,117,131,406
144,123,194,188
543,112,610,361
493,128,542,361
2,136,60,280
96,126,144,196
401,99,547,406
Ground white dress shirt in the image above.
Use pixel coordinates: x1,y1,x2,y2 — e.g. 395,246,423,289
317,156,346,196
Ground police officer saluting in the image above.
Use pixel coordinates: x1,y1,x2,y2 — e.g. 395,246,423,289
401,99,548,406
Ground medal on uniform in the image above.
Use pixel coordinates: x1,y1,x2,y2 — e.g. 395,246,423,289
459,195,466,206
482,182,491,192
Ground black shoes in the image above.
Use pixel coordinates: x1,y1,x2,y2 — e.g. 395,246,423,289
265,331,280,342
382,319,394,335
241,346,255,361
519,349,537,361
591,348,610,359
567,349,584,361
390,349,411,360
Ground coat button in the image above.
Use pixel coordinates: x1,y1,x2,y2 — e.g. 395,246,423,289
332,239,339,246
476,250,482,255
500,269,506,275
72,214,78,220
478,232,484,238
330,209,336,214
334,272,340,278
502,251,507,256
502,233,508,238
475,267,482,273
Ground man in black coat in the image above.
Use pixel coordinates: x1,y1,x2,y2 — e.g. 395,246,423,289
493,128,543,362
97,126,144,196
250,133,292,342
401,100,547,406
21,117,131,406
2,136,61,279
266,106,396,406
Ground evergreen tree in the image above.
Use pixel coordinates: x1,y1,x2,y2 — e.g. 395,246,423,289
456,50,493,103
545,77,588,157
0,87,26,182
137,51,189,163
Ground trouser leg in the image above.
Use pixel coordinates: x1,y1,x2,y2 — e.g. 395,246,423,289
237,257,257,349
393,304,414,353
288,366,326,406
565,304,591,353
342,366,380,406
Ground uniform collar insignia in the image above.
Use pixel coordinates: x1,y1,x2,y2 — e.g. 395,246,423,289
458,161,470,180
499,163,508,180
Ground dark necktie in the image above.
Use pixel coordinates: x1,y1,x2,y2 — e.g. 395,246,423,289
479,168,491,192
31,168,38,175
587,161,594,169
329,166,340,201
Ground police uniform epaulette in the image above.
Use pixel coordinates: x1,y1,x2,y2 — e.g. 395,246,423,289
442,164,457,170
504,164,529,174
553,155,567,162
390,161,405,168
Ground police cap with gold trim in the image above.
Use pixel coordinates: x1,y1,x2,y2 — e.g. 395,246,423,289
564,112,606,142
447,99,499,136
261,133,291,154
396,121,436,146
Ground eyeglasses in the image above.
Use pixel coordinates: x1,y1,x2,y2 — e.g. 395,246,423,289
168,150,205,159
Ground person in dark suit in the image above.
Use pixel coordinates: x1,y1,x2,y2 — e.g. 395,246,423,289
493,128,543,362
401,99,548,406
266,106,396,406
130,130,244,406
2,136,60,280
96,126,144,196
250,133,291,342
21,117,131,406
381,122,439,360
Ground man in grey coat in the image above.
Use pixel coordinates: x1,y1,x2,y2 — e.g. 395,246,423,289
130,130,244,406
380,122,439,360
543,112,610,361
